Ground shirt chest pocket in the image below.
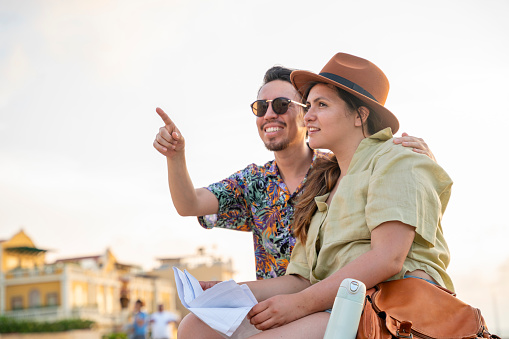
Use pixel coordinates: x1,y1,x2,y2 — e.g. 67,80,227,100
324,170,371,244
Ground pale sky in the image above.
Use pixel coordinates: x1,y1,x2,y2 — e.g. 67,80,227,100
1,0,509,333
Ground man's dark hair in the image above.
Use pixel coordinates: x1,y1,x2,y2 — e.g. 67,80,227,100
258,66,295,95
262,66,295,86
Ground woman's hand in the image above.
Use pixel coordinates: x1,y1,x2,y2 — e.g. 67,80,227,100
393,132,436,162
247,293,309,331
199,281,221,290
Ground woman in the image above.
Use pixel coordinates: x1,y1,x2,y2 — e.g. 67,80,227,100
178,53,453,339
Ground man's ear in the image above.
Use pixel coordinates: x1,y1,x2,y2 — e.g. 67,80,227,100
355,106,370,127
298,109,306,127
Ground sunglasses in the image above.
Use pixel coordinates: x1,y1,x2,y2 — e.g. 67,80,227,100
250,97,308,117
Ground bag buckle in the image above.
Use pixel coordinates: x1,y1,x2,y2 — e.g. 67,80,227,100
396,331,413,339
397,321,413,338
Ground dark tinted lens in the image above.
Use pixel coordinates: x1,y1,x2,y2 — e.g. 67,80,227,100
272,98,290,114
251,100,268,117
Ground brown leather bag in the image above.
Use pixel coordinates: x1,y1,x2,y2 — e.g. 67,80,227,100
356,278,500,339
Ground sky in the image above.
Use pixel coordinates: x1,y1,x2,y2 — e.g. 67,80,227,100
1,0,509,333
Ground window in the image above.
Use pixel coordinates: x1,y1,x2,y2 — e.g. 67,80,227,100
46,293,59,306
74,285,85,307
11,296,23,310
29,289,41,308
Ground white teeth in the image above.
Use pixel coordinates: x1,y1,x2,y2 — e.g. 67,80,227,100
265,127,282,133
309,127,320,132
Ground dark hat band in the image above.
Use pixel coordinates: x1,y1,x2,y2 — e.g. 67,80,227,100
319,72,378,103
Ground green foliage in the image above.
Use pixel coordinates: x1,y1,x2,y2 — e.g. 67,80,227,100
101,333,128,339
0,317,94,333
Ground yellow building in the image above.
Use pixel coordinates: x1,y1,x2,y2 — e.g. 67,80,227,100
0,230,174,331
1,230,236,336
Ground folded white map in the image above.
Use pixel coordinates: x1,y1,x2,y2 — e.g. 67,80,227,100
173,267,258,337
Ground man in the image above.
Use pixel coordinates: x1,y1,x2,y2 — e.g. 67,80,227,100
153,66,433,280
150,304,179,339
131,299,148,339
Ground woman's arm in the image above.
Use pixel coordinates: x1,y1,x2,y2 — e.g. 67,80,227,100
248,220,415,330
199,275,310,301
245,274,311,302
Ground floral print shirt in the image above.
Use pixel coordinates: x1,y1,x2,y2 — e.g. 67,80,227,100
198,149,329,280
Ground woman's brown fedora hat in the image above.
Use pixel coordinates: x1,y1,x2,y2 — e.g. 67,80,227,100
291,53,399,133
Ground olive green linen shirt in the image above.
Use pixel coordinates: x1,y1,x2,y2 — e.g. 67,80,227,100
286,128,454,291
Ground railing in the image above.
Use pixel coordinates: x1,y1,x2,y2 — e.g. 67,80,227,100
70,307,119,325
2,306,64,322
5,266,64,279
2,306,123,325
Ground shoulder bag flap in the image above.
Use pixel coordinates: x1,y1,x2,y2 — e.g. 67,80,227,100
373,278,483,339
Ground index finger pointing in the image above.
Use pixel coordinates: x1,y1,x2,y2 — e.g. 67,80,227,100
156,107,173,126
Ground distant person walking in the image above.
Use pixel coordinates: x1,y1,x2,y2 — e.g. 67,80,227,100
150,304,179,339
131,299,148,339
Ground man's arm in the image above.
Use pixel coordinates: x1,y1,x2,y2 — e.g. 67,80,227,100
393,132,436,162
154,107,219,216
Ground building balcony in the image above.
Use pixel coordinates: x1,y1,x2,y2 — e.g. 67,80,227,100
4,266,63,279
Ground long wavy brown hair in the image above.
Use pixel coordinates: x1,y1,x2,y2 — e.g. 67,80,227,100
292,83,383,244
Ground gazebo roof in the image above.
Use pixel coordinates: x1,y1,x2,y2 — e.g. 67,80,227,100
5,246,47,255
